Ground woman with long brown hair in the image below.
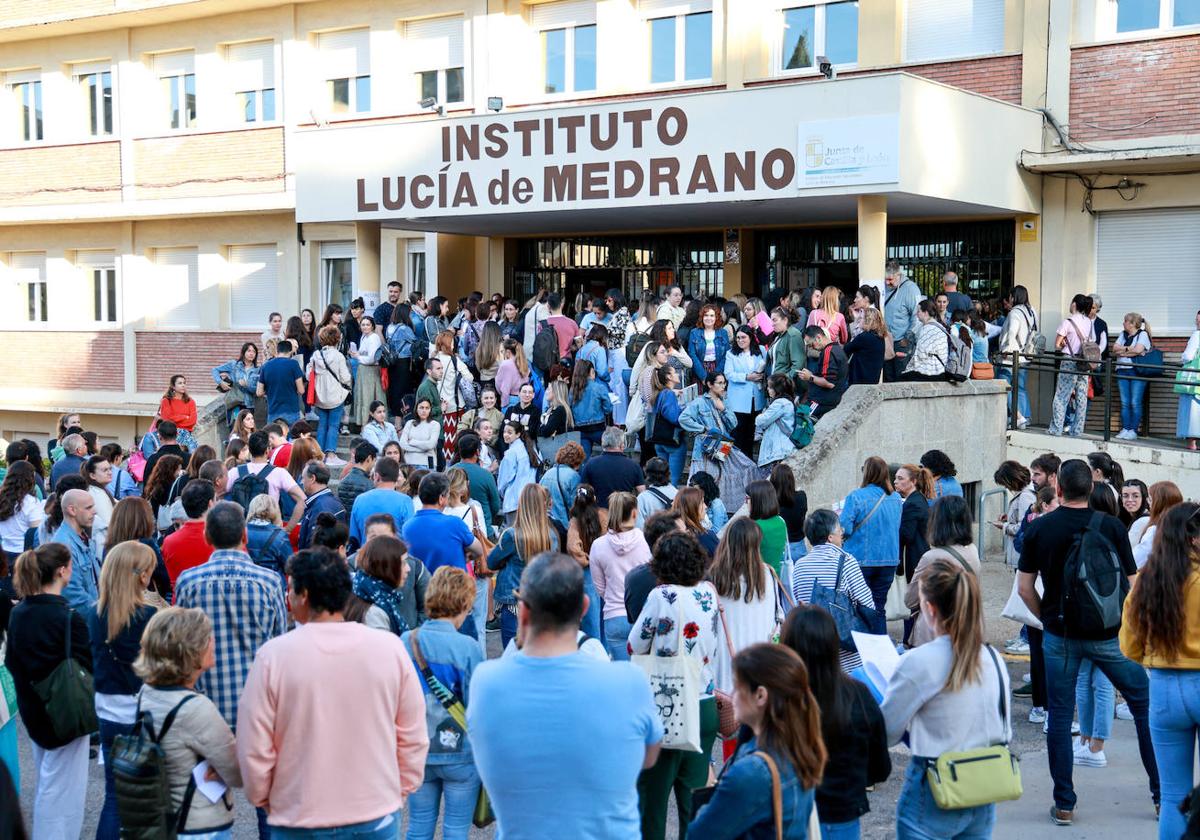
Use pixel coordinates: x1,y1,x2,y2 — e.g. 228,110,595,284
1132,480,1184,569
0,460,43,567
158,374,197,434
710,518,780,697
487,483,557,648
107,496,172,601
565,484,606,641
882,557,1010,838
673,486,718,557
840,455,902,633
689,643,825,837
1120,501,1200,840
143,453,183,521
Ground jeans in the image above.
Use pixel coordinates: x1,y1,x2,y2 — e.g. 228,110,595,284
997,365,1030,422
579,425,604,457
316,405,344,454
820,818,861,840
97,718,137,840
272,811,400,840
1076,660,1114,741
1028,626,1047,709
581,567,601,641
472,576,488,658
1041,631,1160,811
499,605,518,649
655,442,687,486
1049,359,1088,436
859,565,894,635
896,756,995,839
604,615,632,661
405,763,480,840
1148,669,1200,840
1119,375,1147,432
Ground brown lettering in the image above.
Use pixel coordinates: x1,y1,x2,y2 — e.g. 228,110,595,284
513,120,539,156
614,160,644,198
762,148,796,190
357,178,378,212
623,109,653,148
686,156,717,194
513,177,534,204
488,170,510,205
649,158,680,196
381,177,404,210
454,125,480,162
544,165,577,202
411,175,435,209
558,115,586,153
544,118,555,155
452,173,478,207
438,171,448,208
724,151,756,192
484,123,508,158
590,112,619,151
581,162,609,200
656,107,687,145
441,125,451,163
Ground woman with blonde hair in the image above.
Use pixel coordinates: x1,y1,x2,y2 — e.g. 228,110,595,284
246,494,292,578
495,338,531,406
85,541,158,840
1112,311,1154,440
133,607,242,836
487,483,558,647
807,286,849,344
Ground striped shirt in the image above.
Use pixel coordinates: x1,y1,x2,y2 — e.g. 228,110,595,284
790,543,876,673
174,549,287,730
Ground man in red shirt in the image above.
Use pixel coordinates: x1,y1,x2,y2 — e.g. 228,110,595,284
266,423,292,468
162,480,216,588
544,292,581,358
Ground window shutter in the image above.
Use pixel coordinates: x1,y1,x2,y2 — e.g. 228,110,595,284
71,60,111,79
227,41,275,91
76,250,115,269
152,247,200,328
638,0,711,17
530,0,597,29
904,0,1004,62
4,68,40,85
320,241,356,260
405,16,466,71
153,50,194,77
9,252,45,282
229,245,279,328
1097,208,1200,335
318,29,370,79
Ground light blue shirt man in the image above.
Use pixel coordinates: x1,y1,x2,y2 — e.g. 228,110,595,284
884,268,923,347
54,491,100,610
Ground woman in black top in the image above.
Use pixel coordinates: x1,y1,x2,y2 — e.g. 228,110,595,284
845,307,887,385
503,382,542,442
769,463,808,563
782,604,891,836
5,543,94,838
895,463,933,646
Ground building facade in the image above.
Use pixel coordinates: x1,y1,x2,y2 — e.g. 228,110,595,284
0,0,1198,446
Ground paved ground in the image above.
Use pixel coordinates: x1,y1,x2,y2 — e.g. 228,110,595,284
15,560,1166,838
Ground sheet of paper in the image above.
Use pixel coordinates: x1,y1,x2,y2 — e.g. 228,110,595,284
852,631,901,696
192,760,228,804
754,311,775,335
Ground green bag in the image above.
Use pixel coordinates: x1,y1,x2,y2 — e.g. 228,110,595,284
1174,352,1200,397
789,403,815,449
32,611,98,743
924,647,1022,810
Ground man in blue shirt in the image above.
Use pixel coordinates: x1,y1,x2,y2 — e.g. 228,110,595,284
882,260,923,382
50,433,88,490
297,460,345,549
256,339,304,425
942,271,973,317
578,427,646,509
468,552,662,840
348,457,414,548
401,472,482,575
55,489,100,609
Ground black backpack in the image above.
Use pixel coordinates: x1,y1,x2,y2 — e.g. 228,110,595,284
532,321,560,377
626,329,652,368
111,694,200,840
228,464,273,513
1060,512,1129,635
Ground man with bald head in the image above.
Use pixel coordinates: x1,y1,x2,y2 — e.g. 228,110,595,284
55,488,101,609
50,433,88,488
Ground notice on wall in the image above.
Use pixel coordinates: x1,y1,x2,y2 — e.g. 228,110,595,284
799,115,900,190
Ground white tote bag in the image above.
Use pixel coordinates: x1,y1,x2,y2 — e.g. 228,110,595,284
885,574,910,622
1001,573,1043,630
633,602,702,753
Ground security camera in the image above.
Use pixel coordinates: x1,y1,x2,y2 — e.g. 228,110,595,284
817,56,835,80
418,97,444,116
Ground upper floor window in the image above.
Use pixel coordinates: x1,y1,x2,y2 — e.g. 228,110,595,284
532,1,597,94
904,0,1003,63
7,72,43,142
318,29,371,115
77,251,118,324
1114,0,1200,32
643,1,712,84
154,51,196,129
405,16,466,106
7,252,48,323
779,1,858,73
73,62,113,137
226,40,276,123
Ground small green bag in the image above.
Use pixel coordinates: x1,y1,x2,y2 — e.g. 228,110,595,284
1174,352,1200,397
32,610,99,743
924,647,1022,810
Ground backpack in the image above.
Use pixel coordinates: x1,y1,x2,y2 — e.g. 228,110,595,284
532,321,560,377
789,402,815,448
228,464,273,513
1067,318,1102,372
626,329,652,368
942,325,971,383
111,694,199,840
1060,512,1129,635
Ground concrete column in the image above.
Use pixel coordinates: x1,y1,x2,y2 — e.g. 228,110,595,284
721,229,753,296
857,195,888,300
354,221,381,305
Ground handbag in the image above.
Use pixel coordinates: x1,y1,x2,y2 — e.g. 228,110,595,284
409,629,495,827
536,430,582,464
810,549,880,653
127,449,148,483
885,574,909,622
305,369,317,405
970,362,994,380
451,357,480,410
1175,349,1200,396
714,606,739,740
1128,331,1163,378
632,599,702,752
466,506,495,577
924,646,1022,809
1001,573,1043,629
32,611,99,742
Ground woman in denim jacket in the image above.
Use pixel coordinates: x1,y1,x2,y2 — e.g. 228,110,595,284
839,456,903,633
486,484,558,647
689,643,822,839
567,359,612,456
211,342,260,424
687,304,731,386
679,371,738,464
754,374,796,468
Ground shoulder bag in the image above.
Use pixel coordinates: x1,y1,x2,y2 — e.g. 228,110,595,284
1067,318,1102,371
810,550,880,652
647,391,682,447
1175,346,1200,396
691,748,790,840
844,491,887,539
1129,330,1164,378
32,610,99,742
632,596,702,752
462,506,495,576
714,605,739,739
924,646,1022,809
1018,307,1045,356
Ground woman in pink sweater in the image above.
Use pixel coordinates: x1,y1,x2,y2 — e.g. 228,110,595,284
237,548,429,836
587,491,651,662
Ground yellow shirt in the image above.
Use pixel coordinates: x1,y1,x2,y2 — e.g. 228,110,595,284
1119,566,1200,670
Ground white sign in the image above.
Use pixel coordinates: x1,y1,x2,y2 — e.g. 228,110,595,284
800,115,899,189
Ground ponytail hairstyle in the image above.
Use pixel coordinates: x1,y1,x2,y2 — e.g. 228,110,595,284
311,511,349,553
569,484,603,557
731,644,827,790
1126,502,1200,665
13,542,71,598
919,557,985,690
1124,311,1150,338
504,421,540,470
900,464,934,499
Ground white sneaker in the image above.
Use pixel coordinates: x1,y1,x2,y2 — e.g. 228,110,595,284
1045,719,1083,735
1074,744,1108,768
324,454,347,467
1116,702,1134,721
1006,641,1030,655
1127,430,1139,441
1029,707,1046,724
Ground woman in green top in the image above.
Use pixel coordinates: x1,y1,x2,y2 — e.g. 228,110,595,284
747,480,788,576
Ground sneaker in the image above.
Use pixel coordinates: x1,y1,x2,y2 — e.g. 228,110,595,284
1074,745,1107,768
1115,429,1130,440
1116,702,1133,721
1004,636,1023,650
1029,707,1046,724
485,616,500,632
1013,682,1033,698
1127,430,1139,441
1007,641,1030,655
324,454,347,467
1050,806,1074,826
1044,719,1083,735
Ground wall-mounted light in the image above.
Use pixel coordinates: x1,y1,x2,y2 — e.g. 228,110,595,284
487,96,504,112
419,97,444,116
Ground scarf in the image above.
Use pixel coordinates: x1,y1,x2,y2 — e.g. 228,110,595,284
352,570,408,636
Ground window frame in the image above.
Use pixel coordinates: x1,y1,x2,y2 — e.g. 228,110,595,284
774,0,859,77
10,78,44,143
225,40,278,126
160,71,196,130
90,265,119,324
416,67,465,106
6,252,49,324
74,67,114,138
1095,0,1200,38
646,10,714,86
540,23,598,96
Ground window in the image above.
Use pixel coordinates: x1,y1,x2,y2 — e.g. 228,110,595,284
8,252,47,322
77,251,118,323
407,239,427,296
904,0,1003,63
152,247,200,328
320,241,356,311
1096,208,1200,335
74,64,113,136
531,1,597,94
318,29,371,114
8,75,43,142
406,17,466,105
645,3,712,84
226,41,276,123
1113,0,1200,31
154,52,196,129
229,245,278,328
779,2,858,72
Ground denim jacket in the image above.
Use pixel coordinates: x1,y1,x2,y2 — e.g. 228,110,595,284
210,361,260,410
570,379,612,427
246,521,292,576
689,738,815,839
489,527,560,606
401,619,483,765
577,340,610,385
679,394,737,462
839,485,903,567
56,522,100,610
687,328,730,378
539,465,580,528
361,421,399,454
754,398,795,466
497,445,537,514
385,323,417,359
